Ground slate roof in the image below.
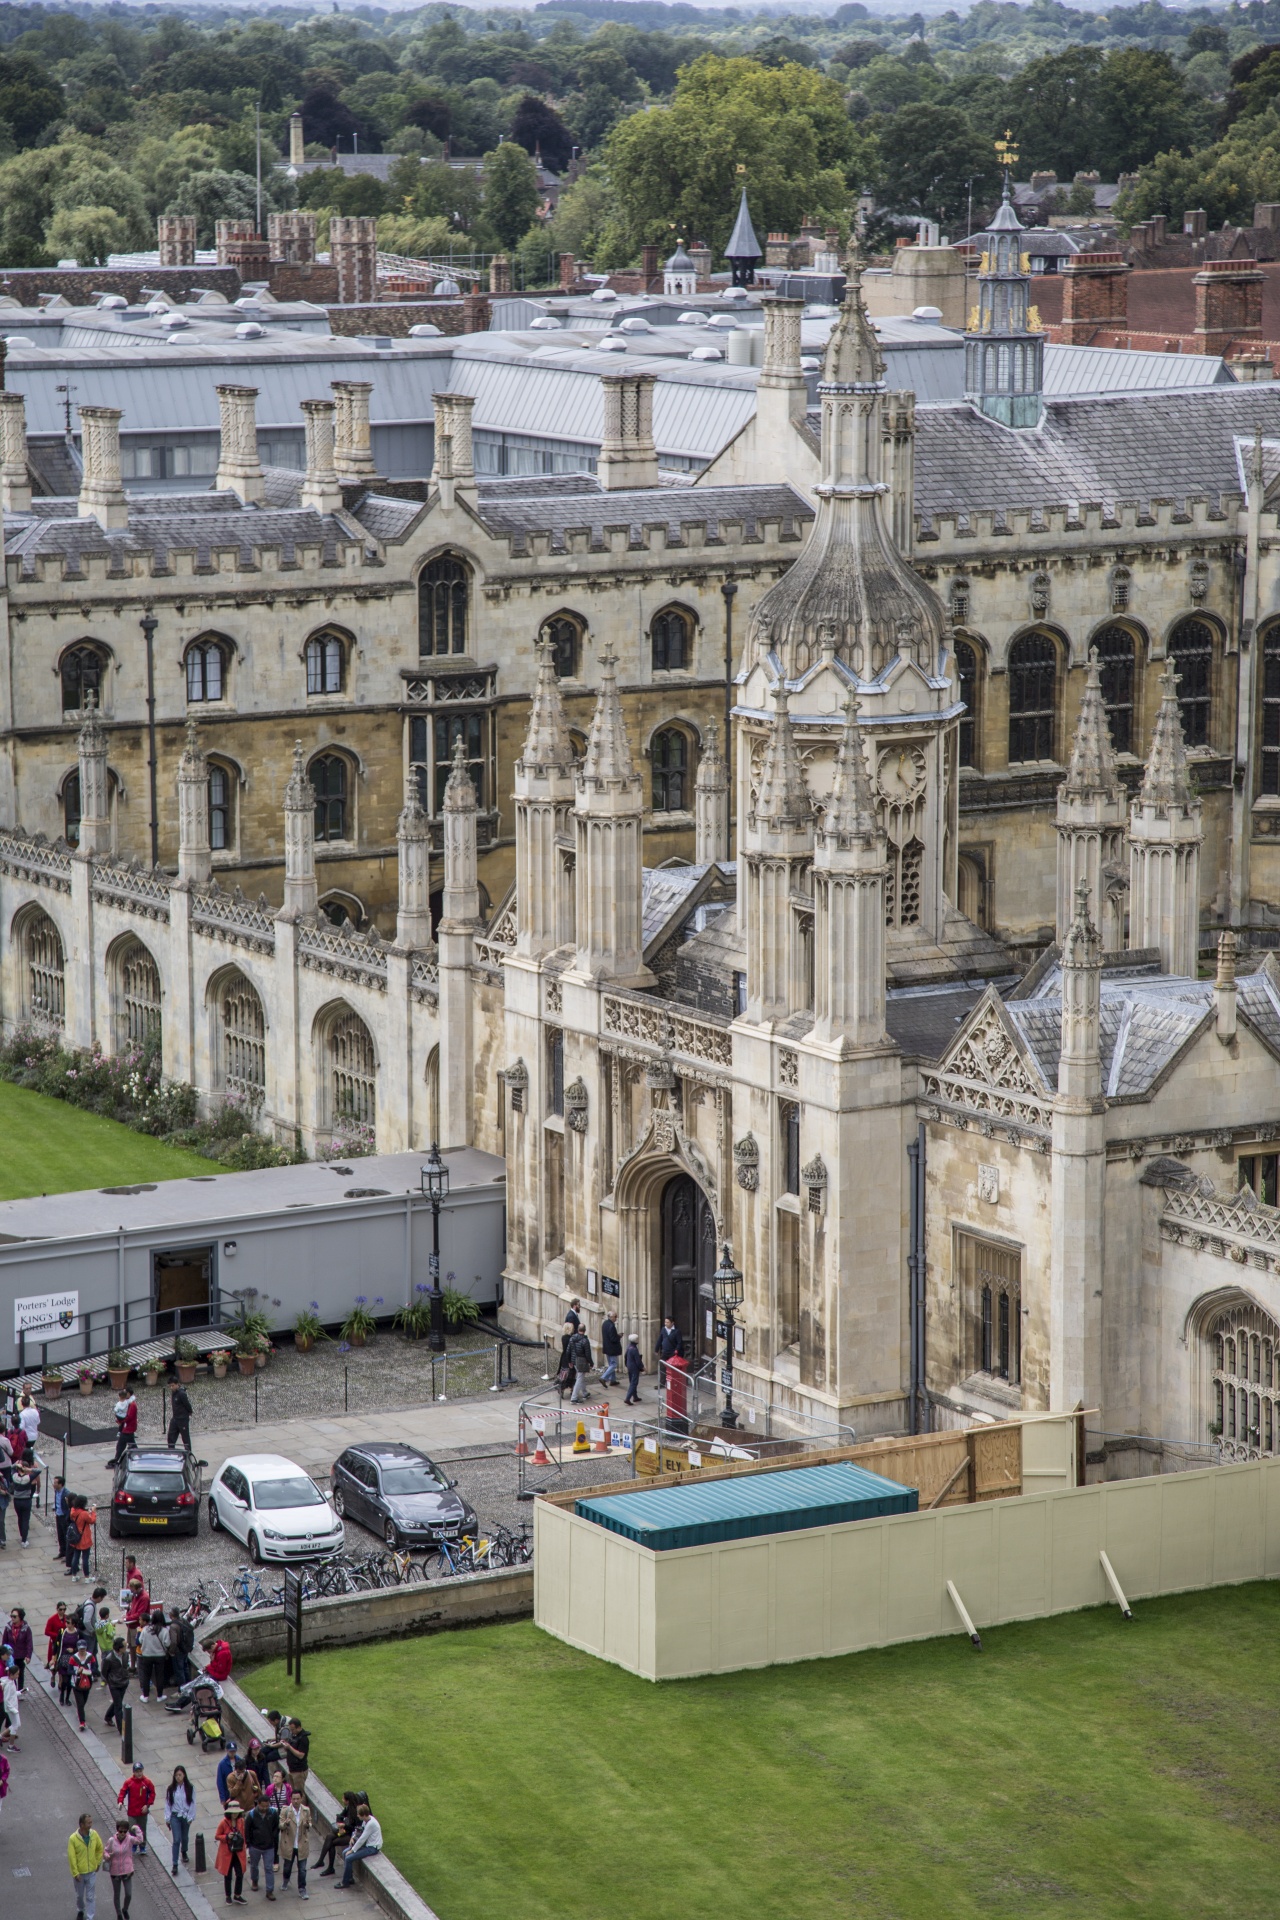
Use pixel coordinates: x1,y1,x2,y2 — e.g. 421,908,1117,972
641,862,726,955
351,493,423,542
886,981,1002,1061
3,492,361,574
473,475,812,552
914,386,1280,520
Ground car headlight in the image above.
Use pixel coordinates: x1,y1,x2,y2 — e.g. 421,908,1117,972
263,1528,286,1540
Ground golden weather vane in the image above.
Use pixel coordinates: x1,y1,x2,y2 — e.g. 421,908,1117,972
994,129,1019,171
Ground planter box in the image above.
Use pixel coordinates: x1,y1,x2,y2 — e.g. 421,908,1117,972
176,1362,197,1384
77,1377,94,1396
108,1368,130,1391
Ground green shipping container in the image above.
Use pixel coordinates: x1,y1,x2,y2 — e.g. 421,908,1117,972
575,1461,917,1551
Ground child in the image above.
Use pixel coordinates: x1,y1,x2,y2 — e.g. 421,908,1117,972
96,1607,117,1674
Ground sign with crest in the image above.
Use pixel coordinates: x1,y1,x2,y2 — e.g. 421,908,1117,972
14,1290,79,1339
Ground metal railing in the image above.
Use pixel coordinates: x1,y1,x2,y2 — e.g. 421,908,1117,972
665,1359,858,1450
14,1295,226,1377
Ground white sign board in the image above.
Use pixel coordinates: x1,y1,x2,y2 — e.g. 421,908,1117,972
14,1290,79,1340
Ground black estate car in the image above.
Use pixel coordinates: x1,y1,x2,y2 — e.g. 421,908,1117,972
108,1447,204,1539
330,1442,476,1549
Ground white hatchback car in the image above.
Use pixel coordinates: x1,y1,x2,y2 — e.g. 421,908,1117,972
207,1453,345,1564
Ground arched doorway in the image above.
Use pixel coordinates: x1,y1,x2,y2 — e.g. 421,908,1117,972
660,1173,716,1360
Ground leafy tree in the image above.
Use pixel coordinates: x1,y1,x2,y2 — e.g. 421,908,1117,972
1093,49,1206,177
0,51,64,148
45,203,129,265
376,211,460,259
511,92,574,172
1003,47,1105,179
878,102,1000,228
299,82,370,154
166,168,263,247
483,139,540,249
404,93,452,141
1118,111,1280,232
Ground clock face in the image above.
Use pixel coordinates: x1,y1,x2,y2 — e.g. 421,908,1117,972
875,746,927,806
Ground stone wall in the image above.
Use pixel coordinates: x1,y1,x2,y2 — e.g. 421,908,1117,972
203,1564,533,1663
0,267,242,306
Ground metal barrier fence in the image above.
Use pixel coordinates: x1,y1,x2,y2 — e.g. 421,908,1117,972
662,1359,858,1450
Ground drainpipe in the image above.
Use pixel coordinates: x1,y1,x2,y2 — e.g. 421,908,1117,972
907,1121,926,1434
721,580,737,827
140,609,159,870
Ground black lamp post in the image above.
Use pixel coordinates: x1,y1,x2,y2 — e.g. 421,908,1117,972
420,1143,450,1352
713,1243,743,1429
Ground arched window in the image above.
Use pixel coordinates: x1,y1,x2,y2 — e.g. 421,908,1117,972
955,638,979,769
21,910,64,1027
60,644,107,713
652,607,693,673
319,893,364,930
1168,616,1214,749
330,1009,376,1130
185,639,227,703
419,554,470,657
208,764,232,852
305,631,345,696
220,972,265,1097
1007,631,1057,763
541,613,582,679
1210,1302,1280,1458
950,579,970,626
118,940,162,1049
64,772,82,846
1092,624,1138,755
652,728,691,812
311,755,349,841
1263,626,1280,797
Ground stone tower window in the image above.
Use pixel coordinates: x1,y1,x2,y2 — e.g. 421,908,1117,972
22,910,64,1028
1263,625,1280,797
119,940,162,1050
60,643,107,714
956,1229,1021,1384
651,727,692,812
1092,623,1138,755
220,972,265,1097
950,580,970,626
419,554,470,657
955,637,979,769
1168,616,1213,749
329,1008,376,1130
1007,631,1057,763
305,631,345,696
310,754,350,841
208,763,233,851
1210,1303,1280,1458
541,613,583,679
185,639,227,703
651,606,693,673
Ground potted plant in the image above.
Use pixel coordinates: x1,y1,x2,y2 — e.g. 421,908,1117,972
341,1294,378,1347
209,1349,232,1380
234,1333,258,1376
175,1336,199,1384
42,1368,64,1395
393,1285,433,1342
294,1303,326,1353
75,1363,95,1397
144,1358,163,1388
254,1334,271,1370
107,1348,130,1391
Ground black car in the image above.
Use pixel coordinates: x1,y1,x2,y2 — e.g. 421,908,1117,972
108,1447,204,1539
330,1443,477,1549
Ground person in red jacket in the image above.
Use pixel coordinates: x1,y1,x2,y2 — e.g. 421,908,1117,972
117,1762,156,1857
123,1578,150,1673
113,1393,138,1466
204,1639,233,1684
44,1601,68,1678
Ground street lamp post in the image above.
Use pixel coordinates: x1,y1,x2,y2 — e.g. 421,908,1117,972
712,1244,743,1430
420,1143,450,1353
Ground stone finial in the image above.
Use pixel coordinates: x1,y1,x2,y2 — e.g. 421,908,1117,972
215,384,265,505
756,683,811,830
1138,665,1196,813
820,695,880,848
177,716,211,886
77,404,128,530
282,741,318,920
694,721,729,864
299,399,342,514
1062,647,1121,801
580,650,640,793
0,390,31,512
1063,877,1101,971
76,693,111,856
395,764,432,950
284,740,313,813
440,736,482,931
1058,878,1102,1102
444,733,477,812
821,243,885,390
519,640,575,774
1216,927,1238,1044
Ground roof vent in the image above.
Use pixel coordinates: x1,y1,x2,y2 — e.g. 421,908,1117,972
408,322,442,336
234,322,265,339
707,314,740,330
589,287,618,302
96,294,128,311
597,336,628,352
677,311,708,326
719,286,750,302
161,312,190,330
3,336,33,348
689,345,723,360
528,315,561,329
433,277,460,296
912,304,944,323
803,302,837,319
617,316,652,332
800,355,821,371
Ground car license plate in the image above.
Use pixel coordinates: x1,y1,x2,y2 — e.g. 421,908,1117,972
139,1516,168,1525
437,1527,458,1539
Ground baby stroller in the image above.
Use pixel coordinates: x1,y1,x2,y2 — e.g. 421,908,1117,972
183,1678,226,1753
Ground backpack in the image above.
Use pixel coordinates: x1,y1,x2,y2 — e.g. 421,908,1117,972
177,1619,195,1654
79,1599,96,1634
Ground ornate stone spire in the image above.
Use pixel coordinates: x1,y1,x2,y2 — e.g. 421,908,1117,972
742,682,813,1025
281,740,318,919
813,697,889,1049
395,764,432,950
176,715,211,885
76,694,111,856
580,649,639,794
755,684,811,832
573,649,650,985
818,695,880,851
1129,667,1202,977
441,736,481,929
694,721,729,864
1056,647,1126,948
519,639,574,775
514,641,576,960
1051,876,1105,1412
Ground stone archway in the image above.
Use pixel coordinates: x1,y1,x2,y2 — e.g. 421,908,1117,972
611,1110,723,1353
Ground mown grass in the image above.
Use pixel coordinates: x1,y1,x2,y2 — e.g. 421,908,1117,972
0,1078,214,1200
244,1581,1280,1920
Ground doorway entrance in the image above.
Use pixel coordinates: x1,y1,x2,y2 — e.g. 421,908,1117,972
660,1174,716,1360
153,1246,214,1336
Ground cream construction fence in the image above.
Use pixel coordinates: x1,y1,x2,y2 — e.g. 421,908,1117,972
534,1448,1280,1681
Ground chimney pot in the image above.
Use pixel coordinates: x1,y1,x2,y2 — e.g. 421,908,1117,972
77,404,128,529
215,383,265,504
299,399,342,513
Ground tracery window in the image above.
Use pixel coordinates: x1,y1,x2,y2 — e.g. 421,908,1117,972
1210,1302,1280,1458
781,1101,800,1195
1239,1153,1278,1206
1263,626,1280,797
547,1028,564,1117
1092,623,1138,755
418,554,470,658
61,644,107,713
330,1009,376,1130
23,911,64,1028
208,764,232,852
541,614,582,679
119,941,162,1049
311,755,350,842
957,1229,1021,1384
884,839,924,929
1167,617,1213,749
1007,632,1057,763
651,607,692,673
651,727,691,812
185,640,227,703
305,631,345,696
955,638,979,769
63,773,82,846
220,973,265,1097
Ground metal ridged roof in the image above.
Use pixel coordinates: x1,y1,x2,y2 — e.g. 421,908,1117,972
1042,343,1233,397
575,1461,917,1551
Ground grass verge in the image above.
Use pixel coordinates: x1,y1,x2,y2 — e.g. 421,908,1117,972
0,1077,215,1200
243,1581,1280,1920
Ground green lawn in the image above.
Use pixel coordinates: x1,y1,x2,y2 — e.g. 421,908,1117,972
244,1583,1280,1920
0,1078,214,1200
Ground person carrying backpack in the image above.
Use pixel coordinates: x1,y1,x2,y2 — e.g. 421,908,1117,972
167,1608,195,1691
568,1324,594,1404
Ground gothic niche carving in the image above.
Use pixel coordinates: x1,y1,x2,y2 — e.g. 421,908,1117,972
564,1077,588,1133
647,1052,676,1096
734,1133,760,1191
504,1057,528,1114
1030,571,1050,616
802,1153,828,1214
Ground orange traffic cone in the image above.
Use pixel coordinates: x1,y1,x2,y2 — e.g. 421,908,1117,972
532,1423,550,1466
515,1416,529,1458
593,1410,610,1453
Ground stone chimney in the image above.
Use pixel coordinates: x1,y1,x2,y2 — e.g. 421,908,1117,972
268,211,316,266
431,392,475,507
176,717,211,886
281,741,318,919
215,384,265,505
289,111,305,168
157,215,196,269
299,399,342,513
394,769,433,950
462,291,490,332
331,380,377,481
1184,207,1208,241
489,253,511,294
641,243,659,289
1193,260,1264,355
76,698,111,857
559,252,577,292
1216,928,1238,1044
77,405,128,529
216,219,269,280
598,372,658,491
329,216,377,305
0,390,31,513
1058,252,1131,345
756,295,807,459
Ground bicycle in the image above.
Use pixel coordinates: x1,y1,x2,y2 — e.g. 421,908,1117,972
230,1564,274,1612
425,1532,500,1579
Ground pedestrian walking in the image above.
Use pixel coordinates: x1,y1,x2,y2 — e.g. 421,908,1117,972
53,1475,70,1558
164,1767,195,1877
56,1624,79,1703
45,1600,69,1675
112,1391,138,1465
215,1744,240,1808
0,1661,21,1750
0,1449,12,1549
567,1323,594,1403
11,1450,39,1546
4,1606,32,1691
65,1491,96,1577
69,1813,105,1920
103,1819,144,1919
555,1318,575,1401
70,1637,95,1730
246,1791,280,1899
316,1793,360,1876
123,1576,150,1669
267,1766,292,1810
564,1297,582,1331
103,1638,130,1731
657,1315,682,1386
167,1381,193,1453
97,1606,117,1668
117,1763,156,1856
281,1719,310,1797
215,1805,248,1906
17,1389,39,1452
167,1606,195,1690
624,1333,644,1404
279,1794,313,1899
599,1310,622,1386
137,1611,168,1702
224,1764,258,1816
243,1735,269,1791
338,1804,382,1888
